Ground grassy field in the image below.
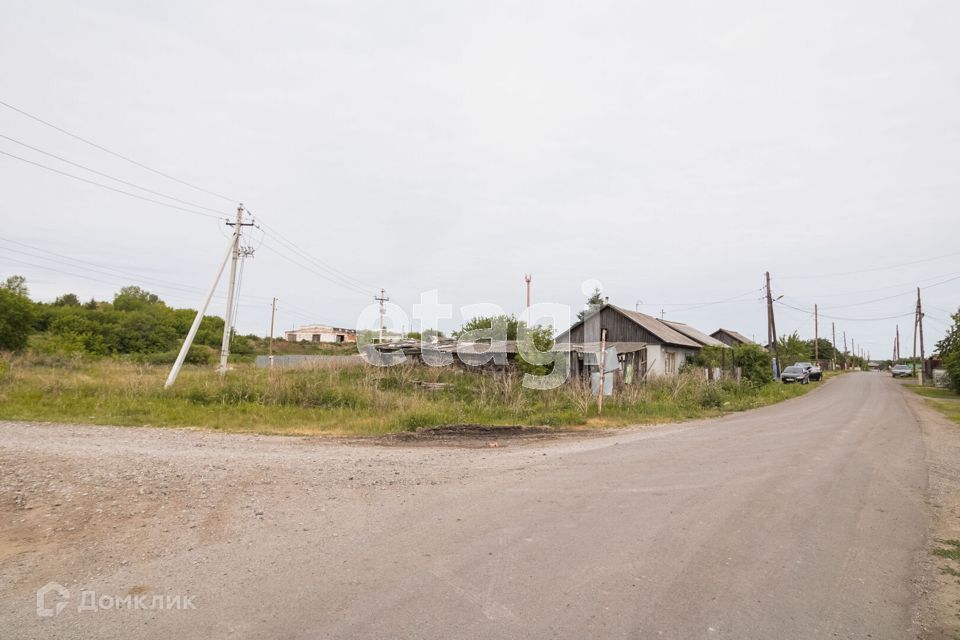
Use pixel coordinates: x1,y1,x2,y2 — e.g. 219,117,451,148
0,354,822,435
908,385,960,425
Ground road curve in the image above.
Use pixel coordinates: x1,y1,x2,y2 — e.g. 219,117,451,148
0,373,933,639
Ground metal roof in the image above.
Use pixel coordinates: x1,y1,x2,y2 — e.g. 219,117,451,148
662,320,726,347
712,328,752,345
608,305,702,348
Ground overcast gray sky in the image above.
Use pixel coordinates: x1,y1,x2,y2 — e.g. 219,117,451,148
1,0,958,356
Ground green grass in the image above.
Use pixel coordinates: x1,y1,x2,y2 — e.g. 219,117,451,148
908,385,960,425
0,354,821,436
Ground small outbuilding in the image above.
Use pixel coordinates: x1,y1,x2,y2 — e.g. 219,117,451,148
710,328,753,347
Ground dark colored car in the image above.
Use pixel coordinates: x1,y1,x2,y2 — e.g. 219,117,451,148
891,364,913,378
781,365,810,384
794,361,823,382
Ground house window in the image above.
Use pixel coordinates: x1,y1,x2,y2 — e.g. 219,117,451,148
312,334,322,342
665,351,677,375
336,334,345,343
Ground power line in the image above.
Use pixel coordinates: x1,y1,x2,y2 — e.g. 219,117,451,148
0,99,236,203
0,236,272,303
0,133,230,216
257,240,371,297
776,299,914,322
0,149,225,220
779,249,960,280
249,214,377,291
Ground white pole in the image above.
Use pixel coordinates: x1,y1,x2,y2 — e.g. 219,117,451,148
218,206,243,375
165,234,236,389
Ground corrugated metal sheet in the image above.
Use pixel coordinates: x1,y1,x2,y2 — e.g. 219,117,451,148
662,320,726,347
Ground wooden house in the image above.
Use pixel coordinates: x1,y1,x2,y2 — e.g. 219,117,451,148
554,304,708,380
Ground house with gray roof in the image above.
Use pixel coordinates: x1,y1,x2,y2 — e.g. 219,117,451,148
554,304,712,379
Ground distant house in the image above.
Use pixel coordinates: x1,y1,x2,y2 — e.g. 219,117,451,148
710,328,752,347
285,324,357,344
554,304,708,379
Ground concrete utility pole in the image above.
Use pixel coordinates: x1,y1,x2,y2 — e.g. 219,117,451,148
843,331,848,369
165,233,237,389
814,304,819,362
597,328,607,414
918,287,926,385
832,322,837,371
218,205,253,376
524,273,532,309
375,288,389,342
895,324,900,361
268,297,277,369
765,272,781,377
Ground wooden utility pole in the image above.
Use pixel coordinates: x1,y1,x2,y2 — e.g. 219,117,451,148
814,303,819,362
597,328,608,413
765,272,781,377
268,297,277,369
912,297,919,379
895,324,900,361
918,287,926,385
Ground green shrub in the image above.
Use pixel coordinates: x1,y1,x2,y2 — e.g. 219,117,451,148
944,351,960,394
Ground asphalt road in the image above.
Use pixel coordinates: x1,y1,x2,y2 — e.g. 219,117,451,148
0,373,935,639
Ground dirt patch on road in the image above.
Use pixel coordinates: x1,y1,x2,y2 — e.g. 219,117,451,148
375,423,606,448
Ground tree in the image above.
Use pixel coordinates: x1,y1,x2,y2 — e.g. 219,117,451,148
2,275,28,297
935,307,960,357
937,308,960,392
777,331,811,368
54,293,81,307
113,286,161,312
577,287,605,321
0,287,36,351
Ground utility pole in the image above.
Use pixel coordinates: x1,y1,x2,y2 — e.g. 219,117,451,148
218,205,254,377
765,272,781,377
268,297,277,369
895,324,900,361
913,289,921,381
843,331,848,369
814,303,819,363
375,288,389,342
597,328,607,414
832,322,837,371
165,233,237,389
524,273,532,309
918,287,926,385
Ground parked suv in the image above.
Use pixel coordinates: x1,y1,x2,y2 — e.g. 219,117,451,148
891,364,914,378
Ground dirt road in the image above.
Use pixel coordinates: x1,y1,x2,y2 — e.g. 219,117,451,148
1,373,957,638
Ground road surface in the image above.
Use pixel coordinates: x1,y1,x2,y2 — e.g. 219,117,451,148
0,373,948,638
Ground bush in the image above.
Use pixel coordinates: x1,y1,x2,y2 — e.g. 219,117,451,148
733,343,773,386
944,351,960,394
0,288,35,351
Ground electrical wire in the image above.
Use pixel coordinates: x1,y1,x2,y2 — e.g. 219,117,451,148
776,299,915,322
257,239,372,297
778,249,960,280
0,99,236,203
250,214,377,292
0,133,230,216
0,149,225,221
